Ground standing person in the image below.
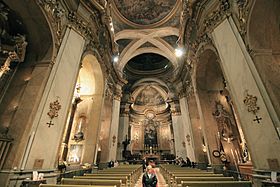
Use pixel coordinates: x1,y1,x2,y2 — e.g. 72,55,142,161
142,165,157,187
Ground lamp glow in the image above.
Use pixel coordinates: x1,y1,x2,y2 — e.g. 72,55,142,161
175,48,184,57
113,55,119,63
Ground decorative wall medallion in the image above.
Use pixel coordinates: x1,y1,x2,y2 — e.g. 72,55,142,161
112,135,117,146
243,93,260,114
243,92,262,124
186,134,191,145
46,99,61,127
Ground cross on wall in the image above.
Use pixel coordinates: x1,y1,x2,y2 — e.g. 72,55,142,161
253,115,262,124
46,120,54,127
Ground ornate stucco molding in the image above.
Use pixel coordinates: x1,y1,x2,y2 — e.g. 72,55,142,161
0,35,28,78
37,0,65,48
203,0,230,33
46,98,62,127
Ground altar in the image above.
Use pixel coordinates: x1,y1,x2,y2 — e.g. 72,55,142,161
143,154,160,164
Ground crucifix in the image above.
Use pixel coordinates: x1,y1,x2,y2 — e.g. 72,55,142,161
46,120,54,127
253,115,262,124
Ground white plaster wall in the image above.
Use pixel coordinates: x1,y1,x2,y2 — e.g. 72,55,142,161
212,18,280,169
22,28,85,169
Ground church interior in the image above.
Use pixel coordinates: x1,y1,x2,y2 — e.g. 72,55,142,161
0,0,279,186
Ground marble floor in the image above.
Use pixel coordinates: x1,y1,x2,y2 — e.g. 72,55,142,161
135,168,168,187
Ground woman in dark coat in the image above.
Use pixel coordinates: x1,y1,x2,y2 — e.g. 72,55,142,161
142,165,157,187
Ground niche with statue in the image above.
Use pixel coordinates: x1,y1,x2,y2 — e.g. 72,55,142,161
73,116,86,142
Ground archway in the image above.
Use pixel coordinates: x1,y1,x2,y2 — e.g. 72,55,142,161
118,80,175,162
0,0,54,170
248,0,280,120
195,48,247,169
60,54,104,164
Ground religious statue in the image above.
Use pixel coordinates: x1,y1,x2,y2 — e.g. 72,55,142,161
213,101,234,141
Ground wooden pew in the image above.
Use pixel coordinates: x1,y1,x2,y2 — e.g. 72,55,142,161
174,177,234,186
181,181,252,187
98,165,142,183
74,175,129,187
84,173,132,184
61,178,122,187
40,185,117,187
169,173,224,186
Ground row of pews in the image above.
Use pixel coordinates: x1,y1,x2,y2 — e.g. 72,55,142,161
160,164,252,187
40,164,142,187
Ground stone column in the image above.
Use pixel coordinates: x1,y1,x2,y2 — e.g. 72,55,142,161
170,103,187,158
21,28,85,169
108,91,122,161
179,96,196,162
212,17,280,169
117,107,129,160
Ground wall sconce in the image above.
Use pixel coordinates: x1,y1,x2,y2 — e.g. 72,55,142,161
112,135,116,146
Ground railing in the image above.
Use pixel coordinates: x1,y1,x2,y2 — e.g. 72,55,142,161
0,135,13,169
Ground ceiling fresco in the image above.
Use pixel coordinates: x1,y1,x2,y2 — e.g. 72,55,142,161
135,86,165,106
113,0,177,25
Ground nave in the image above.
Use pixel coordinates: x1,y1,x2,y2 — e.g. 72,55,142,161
39,164,253,187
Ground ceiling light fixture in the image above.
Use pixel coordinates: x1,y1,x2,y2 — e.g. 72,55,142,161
175,47,184,57
113,55,119,63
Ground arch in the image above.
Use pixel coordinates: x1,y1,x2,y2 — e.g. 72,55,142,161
119,47,177,71
196,49,224,91
66,53,105,164
195,48,245,165
117,44,177,73
248,0,280,50
115,27,180,73
0,0,55,170
3,0,54,62
132,78,169,89
79,54,105,96
247,0,280,118
115,27,179,41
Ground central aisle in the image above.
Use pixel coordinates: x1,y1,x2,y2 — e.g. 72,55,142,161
135,168,168,187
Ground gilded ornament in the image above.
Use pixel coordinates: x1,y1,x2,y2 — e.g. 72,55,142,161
46,99,61,127
243,93,259,114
